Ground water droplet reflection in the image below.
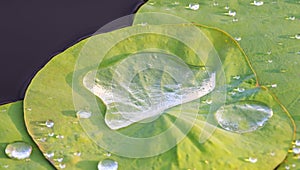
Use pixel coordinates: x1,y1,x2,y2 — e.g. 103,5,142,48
188,3,200,10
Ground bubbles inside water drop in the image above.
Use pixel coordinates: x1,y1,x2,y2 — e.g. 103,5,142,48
215,101,273,133
98,159,118,170
77,110,92,119
188,3,200,10
5,142,32,160
45,120,54,128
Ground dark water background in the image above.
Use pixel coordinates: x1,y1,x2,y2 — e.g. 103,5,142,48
0,0,145,104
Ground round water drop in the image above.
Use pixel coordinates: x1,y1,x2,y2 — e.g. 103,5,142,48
5,142,32,160
213,1,219,6
77,110,92,119
248,157,257,163
270,151,275,156
235,37,242,41
59,163,66,169
285,165,290,170
295,34,300,40
287,16,296,21
215,101,273,133
224,5,229,9
233,75,240,80
48,132,54,137
45,120,54,128
267,51,272,55
292,164,296,168
295,139,300,146
188,3,200,10
252,1,264,6
293,148,300,154
44,151,55,158
268,59,273,63
98,159,118,170
232,18,239,22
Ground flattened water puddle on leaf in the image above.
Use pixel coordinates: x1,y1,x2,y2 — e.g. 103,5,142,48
83,52,215,130
215,101,273,133
5,142,32,160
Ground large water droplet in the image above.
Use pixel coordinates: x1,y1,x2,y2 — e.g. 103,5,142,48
188,3,200,10
5,142,32,160
251,1,264,6
45,120,54,128
77,110,92,119
83,54,216,130
98,159,118,170
215,101,273,133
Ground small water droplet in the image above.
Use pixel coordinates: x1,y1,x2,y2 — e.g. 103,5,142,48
105,152,112,157
188,3,200,10
270,151,275,156
59,163,66,169
5,142,32,160
45,120,54,128
267,51,272,55
26,108,32,111
205,99,212,105
285,165,290,170
295,139,300,146
267,59,273,63
286,16,296,21
232,18,239,22
271,84,277,88
73,151,81,156
224,5,230,9
44,151,55,158
292,164,296,168
228,10,236,17
98,159,118,170
55,157,64,162
77,110,92,119
296,51,300,55
251,1,264,6
293,148,300,154
56,135,64,139
234,87,245,92
233,75,240,80
229,91,236,96
48,132,55,137
295,34,300,40
234,37,242,41
173,1,179,5
38,137,47,142
213,1,219,6
215,101,273,133
248,157,258,163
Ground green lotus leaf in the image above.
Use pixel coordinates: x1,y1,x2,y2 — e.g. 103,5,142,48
134,0,300,168
23,22,294,169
